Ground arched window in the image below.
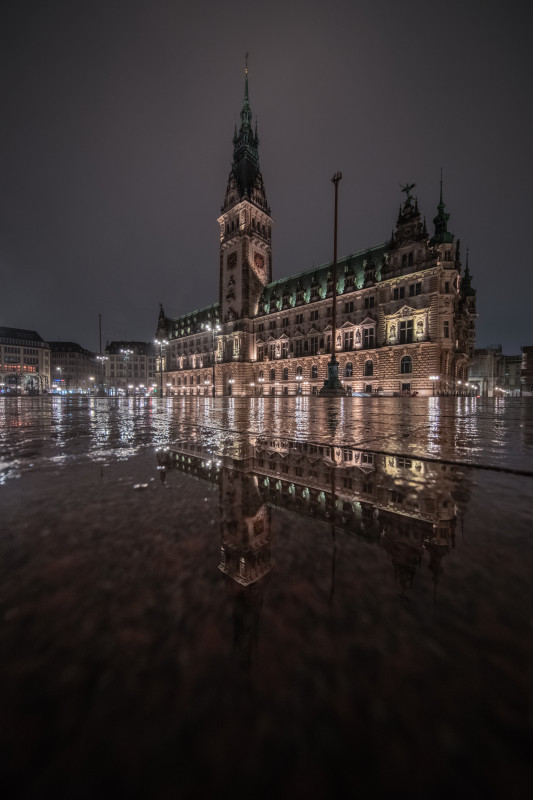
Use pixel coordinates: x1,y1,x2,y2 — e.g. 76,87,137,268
190,376,194,385
345,362,353,377
401,356,412,374
311,365,318,379
283,367,289,381
259,370,264,380
364,360,373,377
270,368,276,381
296,366,303,378
196,374,201,384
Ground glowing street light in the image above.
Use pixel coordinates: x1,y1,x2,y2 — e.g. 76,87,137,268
429,375,439,396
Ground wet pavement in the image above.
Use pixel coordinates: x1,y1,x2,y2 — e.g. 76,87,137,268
0,396,532,798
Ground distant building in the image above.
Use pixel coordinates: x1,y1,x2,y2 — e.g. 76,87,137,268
469,345,523,396
0,326,50,393
49,341,99,393
521,346,533,395
104,341,158,395
157,71,477,397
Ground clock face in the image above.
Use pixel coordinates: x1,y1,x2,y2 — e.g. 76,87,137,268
254,252,265,274
227,252,237,270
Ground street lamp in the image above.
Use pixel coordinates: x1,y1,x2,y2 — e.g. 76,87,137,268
320,171,343,395
206,323,221,397
154,339,168,396
429,375,439,396
96,355,108,395
120,349,133,396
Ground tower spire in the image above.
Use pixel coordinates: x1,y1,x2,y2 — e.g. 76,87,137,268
222,60,268,210
431,167,454,244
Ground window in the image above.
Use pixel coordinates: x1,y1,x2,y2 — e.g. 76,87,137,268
257,346,264,361
311,365,318,379
269,343,276,360
344,301,354,313
343,331,354,351
443,321,450,338
409,282,422,296
408,251,413,266
401,356,412,374
345,362,353,377
282,367,289,381
363,328,374,348
310,309,319,321
281,340,289,358
270,368,276,381
444,281,450,293
295,313,304,324
393,287,405,301
364,360,373,377
402,254,407,268
269,320,276,330
295,340,303,357
309,337,319,355
282,317,289,327
364,296,375,309
296,366,303,378
258,323,264,333
399,320,413,344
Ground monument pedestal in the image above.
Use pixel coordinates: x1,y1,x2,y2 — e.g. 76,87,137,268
318,359,345,397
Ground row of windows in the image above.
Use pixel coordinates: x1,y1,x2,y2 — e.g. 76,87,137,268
255,357,412,380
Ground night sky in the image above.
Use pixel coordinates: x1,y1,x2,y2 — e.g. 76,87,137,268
1,0,531,354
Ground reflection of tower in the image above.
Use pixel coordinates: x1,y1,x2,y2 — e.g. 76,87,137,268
218,464,272,672
219,466,272,586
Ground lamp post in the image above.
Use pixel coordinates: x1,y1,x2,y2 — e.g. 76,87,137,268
206,323,220,397
320,171,344,395
96,355,108,395
430,375,439,396
120,349,133,396
154,339,168,396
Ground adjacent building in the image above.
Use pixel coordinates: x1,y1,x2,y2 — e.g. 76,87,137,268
157,71,477,397
49,341,99,393
520,346,533,395
103,341,158,395
468,345,523,396
0,326,50,393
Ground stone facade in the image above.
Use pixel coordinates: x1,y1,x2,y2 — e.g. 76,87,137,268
157,74,476,398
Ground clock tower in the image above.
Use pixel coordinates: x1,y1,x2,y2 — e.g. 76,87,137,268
217,69,272,342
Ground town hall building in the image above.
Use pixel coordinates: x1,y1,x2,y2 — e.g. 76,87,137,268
156,71,476,397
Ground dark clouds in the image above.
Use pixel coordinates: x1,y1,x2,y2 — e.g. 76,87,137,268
0,0,531,352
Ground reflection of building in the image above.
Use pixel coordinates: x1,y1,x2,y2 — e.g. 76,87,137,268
104,341,158,395
157,434,466,601
0,326,50,393
157,71,476,397
49,341,99,393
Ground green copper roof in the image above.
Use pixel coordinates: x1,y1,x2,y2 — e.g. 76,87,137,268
256,242,389,315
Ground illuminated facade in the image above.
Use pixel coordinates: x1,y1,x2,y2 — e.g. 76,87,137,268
0,326,50,393
157,73,476,397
